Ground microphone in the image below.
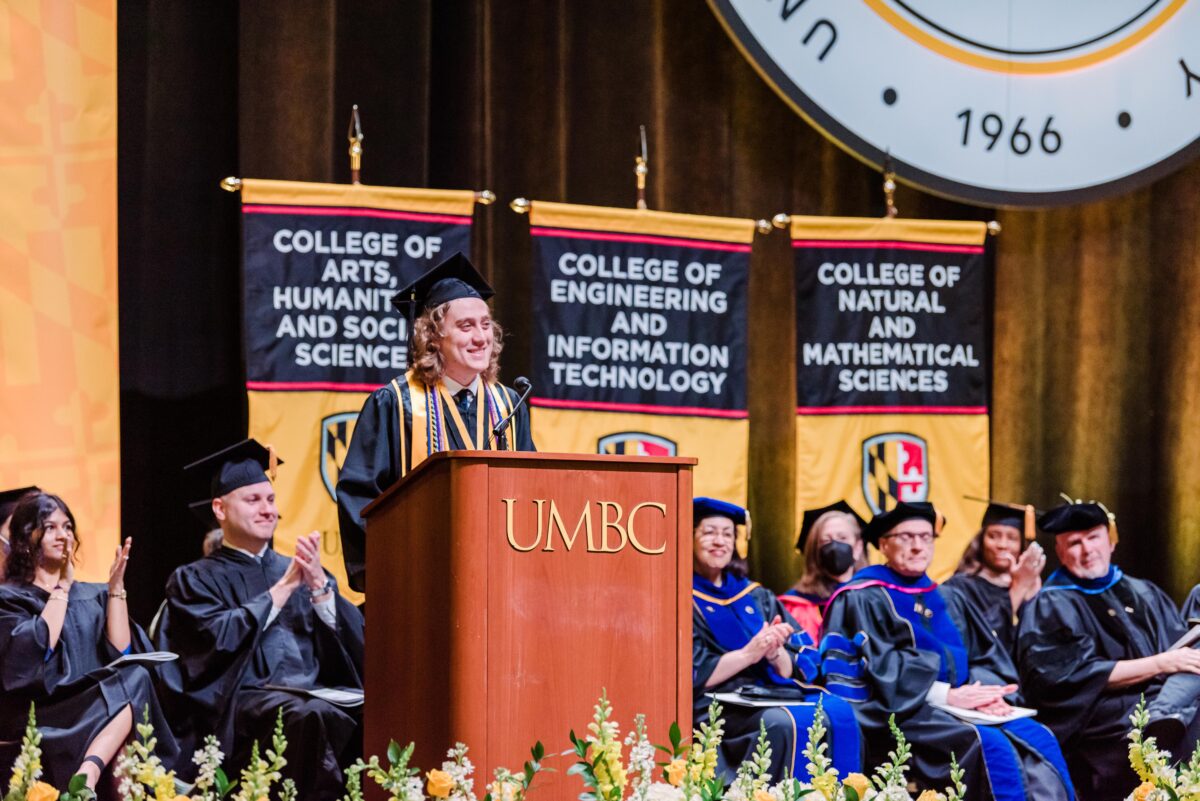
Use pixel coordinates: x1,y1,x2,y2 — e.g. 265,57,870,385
491,377,533,450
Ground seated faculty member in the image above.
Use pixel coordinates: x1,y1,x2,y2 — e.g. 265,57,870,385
1016,500,1200,801
942,501,1045,657
692,497,861,782
780,500,869,641
822,502,1074,801
0,492,178,792
337,252,535,592
158,440,365,798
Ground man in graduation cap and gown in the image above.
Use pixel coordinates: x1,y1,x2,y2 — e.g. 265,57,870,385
157,440,365,798
691,497,861,781
337,252,535,592
821,502,1074,801
942,502,1046,657
1016,500,1200,801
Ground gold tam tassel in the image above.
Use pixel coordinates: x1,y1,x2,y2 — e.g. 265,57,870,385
736,508,752,559
267,444,279,481
1024,504,1036,542
934,509,945,536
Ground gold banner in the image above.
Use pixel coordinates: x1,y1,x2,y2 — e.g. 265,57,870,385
535,408,748,504
795,414,989,580
0,1,119,580
791,215,990,580
526,200,753,507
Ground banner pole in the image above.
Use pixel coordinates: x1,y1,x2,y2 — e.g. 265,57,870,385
347,105,364,185
635,125,649,210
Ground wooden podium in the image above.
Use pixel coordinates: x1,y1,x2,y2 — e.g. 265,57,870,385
362,451,695,796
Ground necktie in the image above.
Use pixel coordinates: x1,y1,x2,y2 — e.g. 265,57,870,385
455,389,477,444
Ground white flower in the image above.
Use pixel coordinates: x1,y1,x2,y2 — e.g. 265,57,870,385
645,782,685,801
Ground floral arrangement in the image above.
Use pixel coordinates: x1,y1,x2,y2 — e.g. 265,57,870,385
565,692,965,801
1125,696,1200,801
2,704,58,801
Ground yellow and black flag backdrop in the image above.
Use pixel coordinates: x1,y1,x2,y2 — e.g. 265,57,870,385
791,216,991,580
526,201,754,505
240,179,477,603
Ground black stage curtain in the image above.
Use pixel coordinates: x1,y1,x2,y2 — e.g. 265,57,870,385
117,0,1200,623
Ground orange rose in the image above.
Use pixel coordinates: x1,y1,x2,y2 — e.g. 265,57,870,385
25,782,60,801
753,789,775,801
665,759,687,787
1134,782,1156,801
915,791,943,801
842,773,871,800
427,769,455,798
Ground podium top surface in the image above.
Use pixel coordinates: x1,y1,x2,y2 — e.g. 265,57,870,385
361,450,697,518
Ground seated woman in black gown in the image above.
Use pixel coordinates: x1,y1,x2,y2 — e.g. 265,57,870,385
691,497,860,782
0,492,177,792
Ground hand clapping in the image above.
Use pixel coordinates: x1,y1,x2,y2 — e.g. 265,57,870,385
107,537,131,594
945,680,1018,712
292,531,327,594
745,615,794,662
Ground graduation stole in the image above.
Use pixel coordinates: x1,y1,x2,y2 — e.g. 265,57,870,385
395,370,518,477
692,572,820,684
831,565,969,685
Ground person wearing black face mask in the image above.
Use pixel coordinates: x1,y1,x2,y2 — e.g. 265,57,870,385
780,501,869,641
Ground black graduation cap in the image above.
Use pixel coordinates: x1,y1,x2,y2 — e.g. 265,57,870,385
862,501,943,547
795,500,866,552
1038,500,1113,539
974,499,1039,542
390,252,494,339
0,486,39,521
187,499,219,531
692,497,752,559
183,439,282,500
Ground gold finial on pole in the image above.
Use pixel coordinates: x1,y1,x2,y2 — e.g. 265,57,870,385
220,176,243,192
987,220,1002,236
635,125,649,210
882,151,899,219
347,105,364,185
755,219,773,234
772,213,792,230
475,190,497,205
510,197,531,214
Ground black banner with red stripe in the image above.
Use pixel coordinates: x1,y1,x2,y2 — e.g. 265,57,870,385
531,225,749,417
243,201,471,389
793,234,989,413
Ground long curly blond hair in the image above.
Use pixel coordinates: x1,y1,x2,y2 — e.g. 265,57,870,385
410,301,504,386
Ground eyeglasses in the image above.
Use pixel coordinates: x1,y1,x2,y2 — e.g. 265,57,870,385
697,527,735,541
881,531,937,545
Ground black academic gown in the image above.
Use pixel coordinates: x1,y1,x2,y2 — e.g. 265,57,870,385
336,377,535,591
1016,567,1192,801
943,573,1019,657
822,567,1073,801
0,581,179,788
156,547,365,798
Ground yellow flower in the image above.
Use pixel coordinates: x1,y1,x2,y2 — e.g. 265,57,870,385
26,782,60,801
427,769,455,798
843,773,871,800
665,759,687,787
753,789,775,801
811,774,837,801
915,791,943,801
1134,782,1157,801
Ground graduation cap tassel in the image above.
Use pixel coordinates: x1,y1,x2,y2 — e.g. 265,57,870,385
935,509,946,536
267,444,279,482
1097,501,1119,545
1024,503,1036,542
736,507,752,560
